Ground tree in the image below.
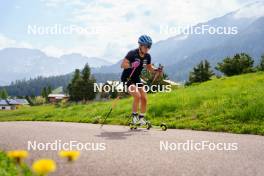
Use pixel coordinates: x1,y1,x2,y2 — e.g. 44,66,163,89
47,86,52,95
68,69,82,101
188,60,214,84
67,64,96,102
0,74,72,97
25,96,34,106
81,64,96,101
0,88,8,99
41,86,52,102
72,69,81,82
41,87,48,102
41,87,47,98
258,54,264,71
215,53,254,76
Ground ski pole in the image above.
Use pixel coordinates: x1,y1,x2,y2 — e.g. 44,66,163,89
100,61,139,128
152,65,163,84
100,96,120,128
127,61,139,81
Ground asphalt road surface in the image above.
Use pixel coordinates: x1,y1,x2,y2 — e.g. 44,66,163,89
0,121,263,176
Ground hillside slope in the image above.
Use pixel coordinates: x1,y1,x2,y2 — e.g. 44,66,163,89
0,72,263,135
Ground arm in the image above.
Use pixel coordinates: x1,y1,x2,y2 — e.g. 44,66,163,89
121,58,131,69
147,64,164,82
146,64,156,73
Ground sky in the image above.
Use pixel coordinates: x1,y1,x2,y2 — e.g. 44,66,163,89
0,0,254,62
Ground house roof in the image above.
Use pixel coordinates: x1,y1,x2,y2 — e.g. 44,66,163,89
48,94,68,99
6,99,29,105
14,99,29,105
0,99,9,105
105,81,121,86
0,99,29,105
6,99,18,105
163,80,181,86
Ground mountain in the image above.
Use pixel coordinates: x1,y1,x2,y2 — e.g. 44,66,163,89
93,1,264,81
92,60,123,74
0,72,121,96
0,48,112,85
165,16,264,81
154,1,264,81
151,1,264,65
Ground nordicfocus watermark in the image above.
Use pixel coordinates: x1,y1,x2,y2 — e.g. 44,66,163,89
160,24,238,35
27,140,106,151
27,24,106,35
160,140,238,151
94,83,172,93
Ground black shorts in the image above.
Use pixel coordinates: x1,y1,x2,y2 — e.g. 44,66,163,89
121,76,143,88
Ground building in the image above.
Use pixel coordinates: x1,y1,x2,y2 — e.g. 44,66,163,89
47,86,69,103
48,94,69,103
0,99,12,110
0,99,29,110
162,80,182,86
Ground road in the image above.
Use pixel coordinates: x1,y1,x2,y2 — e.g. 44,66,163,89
0,121,263,176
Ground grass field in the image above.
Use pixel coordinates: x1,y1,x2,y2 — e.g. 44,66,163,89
0,72,264,135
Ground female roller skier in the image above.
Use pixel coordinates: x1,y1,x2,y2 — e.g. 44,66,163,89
121,35,162,126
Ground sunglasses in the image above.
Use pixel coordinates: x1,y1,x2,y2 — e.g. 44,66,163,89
140,45,151,49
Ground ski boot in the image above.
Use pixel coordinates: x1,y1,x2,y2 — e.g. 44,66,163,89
138,115,152,130
129,114,152,130
129,113,139,130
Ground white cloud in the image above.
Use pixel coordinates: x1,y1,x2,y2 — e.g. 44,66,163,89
0,34,16,48
41,45,104,58
2,0,256,62
41,0,86,7
41,46,65,57
63,0,249,61
0,34,33,49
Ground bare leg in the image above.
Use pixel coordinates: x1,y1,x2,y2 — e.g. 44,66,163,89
138,87,147,113
128,85,141,113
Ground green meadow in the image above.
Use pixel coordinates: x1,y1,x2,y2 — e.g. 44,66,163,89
0,72,264,135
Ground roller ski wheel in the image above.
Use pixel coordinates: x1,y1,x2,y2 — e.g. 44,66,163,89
146,121,152,130
160,123,167,131
129,122,137,130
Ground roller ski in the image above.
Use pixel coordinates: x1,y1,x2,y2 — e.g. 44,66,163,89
128,113,167,131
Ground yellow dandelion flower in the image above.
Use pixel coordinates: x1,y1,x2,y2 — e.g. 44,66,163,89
32,159,56,175
7,150,29,164
59,150,80,162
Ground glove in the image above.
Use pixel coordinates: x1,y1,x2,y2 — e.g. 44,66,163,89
131,61,140,68
154,66,163,72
